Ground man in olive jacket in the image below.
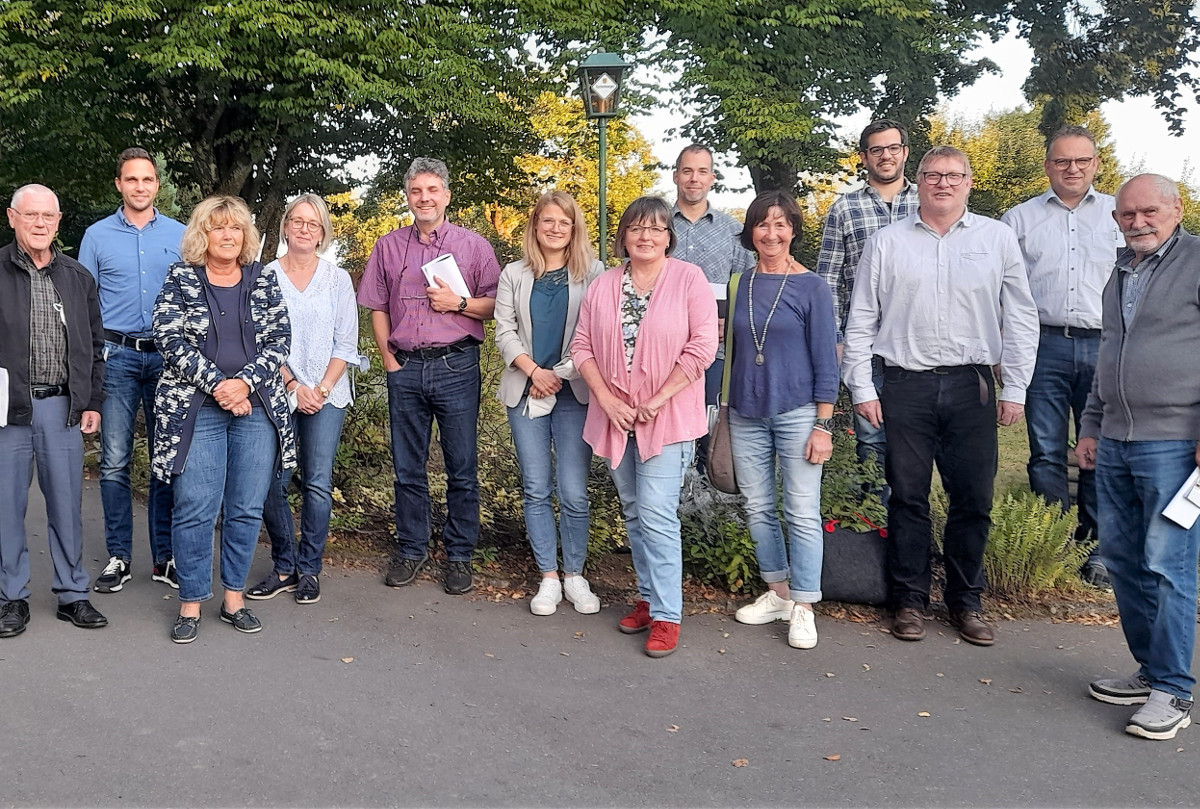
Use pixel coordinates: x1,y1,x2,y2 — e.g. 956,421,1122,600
0,183,108,637
1076,173,1198,740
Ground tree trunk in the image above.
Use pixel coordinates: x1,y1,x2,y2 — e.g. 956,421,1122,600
748,159,800,195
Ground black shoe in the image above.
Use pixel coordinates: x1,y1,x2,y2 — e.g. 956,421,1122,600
94,557,131,593
56,599,108,628
0,600,31,638
1081,559,1111,589
295,574,321,604
171,614,200,644
444,560,474,595
219,605,262,634
152,559,180,589
245,572,298,600
385,554,428,588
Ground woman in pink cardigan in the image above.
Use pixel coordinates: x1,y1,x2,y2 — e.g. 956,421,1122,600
571,196,718,657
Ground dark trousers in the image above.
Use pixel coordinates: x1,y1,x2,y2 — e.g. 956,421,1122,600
880,365,997,612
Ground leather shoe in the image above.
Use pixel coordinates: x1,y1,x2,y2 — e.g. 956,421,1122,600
891,607,926,641
56,599,108,629
0,599,31,637
950,609,994,646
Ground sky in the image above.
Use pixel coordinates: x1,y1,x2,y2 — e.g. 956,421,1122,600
632,30,1197,208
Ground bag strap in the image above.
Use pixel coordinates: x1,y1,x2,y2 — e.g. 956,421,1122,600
719,272,741,406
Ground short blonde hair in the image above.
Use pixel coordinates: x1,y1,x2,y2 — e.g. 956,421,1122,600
181,195,261,266
282,193,335,253
522,191,595,282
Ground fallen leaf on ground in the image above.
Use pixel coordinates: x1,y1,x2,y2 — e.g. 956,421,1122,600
918,711,931,717
574,631,585,637
718,649,726,654
484,652,495,658
666,725,680,733
824,754,841,761
732,759,748,767
825,672,835,678
341,657,354,663
1009,687,1023,693
862,664,870,671
842,716,858,722
979,678,992,685
560,652,569,656
822,718,831,722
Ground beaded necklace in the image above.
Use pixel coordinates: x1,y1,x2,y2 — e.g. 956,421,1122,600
747,265,791,365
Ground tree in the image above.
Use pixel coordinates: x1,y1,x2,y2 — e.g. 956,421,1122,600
928,105,1121,219
0,0,544,257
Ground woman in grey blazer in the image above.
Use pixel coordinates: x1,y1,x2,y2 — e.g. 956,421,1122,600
495,192,604,616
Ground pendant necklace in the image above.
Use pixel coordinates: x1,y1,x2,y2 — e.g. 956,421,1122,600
747,264,790,365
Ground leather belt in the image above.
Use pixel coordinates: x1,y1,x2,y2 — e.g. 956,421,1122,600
31,384,68,399
1040,324,1100,339
105,330,157,352
394,337,478,363
882,362,992,406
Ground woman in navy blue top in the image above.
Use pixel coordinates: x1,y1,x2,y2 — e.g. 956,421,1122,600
727,191,838,650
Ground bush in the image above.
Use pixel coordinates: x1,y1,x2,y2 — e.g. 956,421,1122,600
985,492,1092,596
681,491,758,593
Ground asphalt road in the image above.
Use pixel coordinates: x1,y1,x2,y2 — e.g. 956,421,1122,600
1,478,1196,808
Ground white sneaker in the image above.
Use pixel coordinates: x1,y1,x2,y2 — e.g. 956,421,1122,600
788,605,818,649
563,575,601,614
530,577,562,616
735,590,795,625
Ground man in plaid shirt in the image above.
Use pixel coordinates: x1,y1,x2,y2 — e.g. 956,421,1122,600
817,119,919,509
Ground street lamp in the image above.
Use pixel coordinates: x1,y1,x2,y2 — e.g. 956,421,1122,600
576,52,630,263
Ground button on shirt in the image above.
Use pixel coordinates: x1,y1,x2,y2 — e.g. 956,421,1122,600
357,222,501,353
78,207,185,338
671,204,754,286
816,182,920,335
1117,229,1181,330
15,245,70,385
841,212,1041,405
1000,188,1122,329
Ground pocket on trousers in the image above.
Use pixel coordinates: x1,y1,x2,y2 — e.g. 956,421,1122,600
441,349,478,373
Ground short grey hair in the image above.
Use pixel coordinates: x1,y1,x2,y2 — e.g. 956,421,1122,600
11,183,59,211
404,157,450,191
1117,173,1181,207
1046,125,1096,155
917,146,971,177
282,193,335,253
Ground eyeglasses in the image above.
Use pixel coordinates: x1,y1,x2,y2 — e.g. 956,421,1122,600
865,143,905,157
920,171,968,186
288,219,324,233
1049,156,1096,170
538,217,574,230
628,225,669,236
10,210,61,224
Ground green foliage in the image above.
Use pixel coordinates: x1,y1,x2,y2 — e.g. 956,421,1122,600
985,492,1092,596
681,499,758,593
820,422,886,533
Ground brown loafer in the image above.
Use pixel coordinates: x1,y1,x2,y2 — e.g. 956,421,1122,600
950,609,994,646
891,607,926,641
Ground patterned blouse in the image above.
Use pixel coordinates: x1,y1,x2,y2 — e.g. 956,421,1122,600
620,269,652,372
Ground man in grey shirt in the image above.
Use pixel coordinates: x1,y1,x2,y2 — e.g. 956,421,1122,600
843,146,1039,648
670,144,754,472
1077,174,1198,741
1002,126,1122,588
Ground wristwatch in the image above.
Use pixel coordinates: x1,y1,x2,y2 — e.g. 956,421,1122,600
457,296,468,312
317,384,330,400
812,417,835,434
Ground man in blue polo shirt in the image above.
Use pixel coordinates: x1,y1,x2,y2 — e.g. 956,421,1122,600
78,148,185,593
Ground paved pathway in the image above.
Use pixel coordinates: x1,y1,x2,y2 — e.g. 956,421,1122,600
1,479,1196,807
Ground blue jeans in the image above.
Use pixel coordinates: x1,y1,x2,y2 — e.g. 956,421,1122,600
172,402,279,603
386,346,481,563
0,396,90,604
1096,438,1200,700
729,404,823,603
262,403,347,576
852,357,889,511
507,394,591,573
99,342,173,565
1025,332,1098,545
608,440,693,623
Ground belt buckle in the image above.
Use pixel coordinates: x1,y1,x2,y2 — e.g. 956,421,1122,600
931,366,950,375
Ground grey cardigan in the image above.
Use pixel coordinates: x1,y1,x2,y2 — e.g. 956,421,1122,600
494,258,604,407
1081,227,1200,442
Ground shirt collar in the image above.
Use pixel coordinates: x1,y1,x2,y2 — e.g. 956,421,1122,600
914,208,972,235
862,180,915,200
1044,186,1098,210
672,201,713,223
14,243,60,273
1117,227,1180,271
116,206,160,228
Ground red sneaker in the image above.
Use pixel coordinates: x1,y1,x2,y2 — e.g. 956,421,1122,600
645,621,680,657
618,600,651,634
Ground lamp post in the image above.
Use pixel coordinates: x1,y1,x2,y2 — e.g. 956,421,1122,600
576,52,630,264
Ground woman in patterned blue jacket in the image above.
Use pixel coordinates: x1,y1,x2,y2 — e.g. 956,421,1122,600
152,195,296,644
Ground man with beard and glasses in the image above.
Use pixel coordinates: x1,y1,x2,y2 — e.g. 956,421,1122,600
817,119,919,509
1077,174,1199,740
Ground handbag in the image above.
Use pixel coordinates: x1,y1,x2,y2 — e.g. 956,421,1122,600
706,273,742,494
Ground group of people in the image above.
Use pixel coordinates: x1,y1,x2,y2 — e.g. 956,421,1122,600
1,126,1196,739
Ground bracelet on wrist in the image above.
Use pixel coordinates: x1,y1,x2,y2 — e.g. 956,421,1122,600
286,379,299,392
